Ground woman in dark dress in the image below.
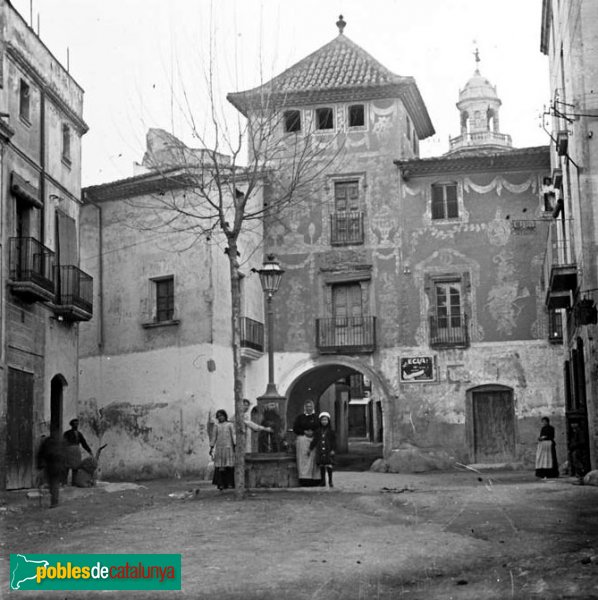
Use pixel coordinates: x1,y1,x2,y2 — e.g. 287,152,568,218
310,412,336,488
535,416,559,478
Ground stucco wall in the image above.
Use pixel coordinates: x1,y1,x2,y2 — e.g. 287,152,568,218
78,341,267,479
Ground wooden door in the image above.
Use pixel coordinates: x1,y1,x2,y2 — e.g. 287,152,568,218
6,368,34,489
472,389,515,462
348,404,367,438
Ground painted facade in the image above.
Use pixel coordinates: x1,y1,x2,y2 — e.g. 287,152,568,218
0,0,90,489
540,0,598,474
229,19,564,467
79,129,267,479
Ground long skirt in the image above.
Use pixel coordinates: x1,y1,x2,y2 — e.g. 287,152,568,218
535,440,559,478
295,435,321,486
212,467,235,490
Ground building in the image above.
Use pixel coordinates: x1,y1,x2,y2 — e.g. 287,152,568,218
0,0,90,489
79,128,267,480
228,17,563,468
540,0,598,474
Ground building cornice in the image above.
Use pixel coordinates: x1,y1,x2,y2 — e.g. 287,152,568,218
394,146,550,178
6,44,89,134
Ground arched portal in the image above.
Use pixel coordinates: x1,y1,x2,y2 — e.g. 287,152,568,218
50,374,68,436
279,356,394,458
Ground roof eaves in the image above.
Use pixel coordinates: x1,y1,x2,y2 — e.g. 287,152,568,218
394,146,550,177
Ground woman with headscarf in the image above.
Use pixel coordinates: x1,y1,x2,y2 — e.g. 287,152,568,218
535,416,559,479
292,399,321,486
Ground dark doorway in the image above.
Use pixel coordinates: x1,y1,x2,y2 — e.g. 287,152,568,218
6,368,34,489
50,374,66,437
470,385,515,463
286,363,383,469
565,339,592,475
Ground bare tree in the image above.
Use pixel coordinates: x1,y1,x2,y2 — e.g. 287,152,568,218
124,47,344,495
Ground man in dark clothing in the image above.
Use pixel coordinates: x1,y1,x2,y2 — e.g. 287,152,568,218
37,432,66,507
63,418,92,485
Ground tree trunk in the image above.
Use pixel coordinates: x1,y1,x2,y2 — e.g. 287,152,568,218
227,239,246,498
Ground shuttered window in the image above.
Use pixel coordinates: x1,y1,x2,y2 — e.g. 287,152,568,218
431,183,458,220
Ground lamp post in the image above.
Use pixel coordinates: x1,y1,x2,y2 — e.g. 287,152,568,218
255,254,286,451
257,254,285,398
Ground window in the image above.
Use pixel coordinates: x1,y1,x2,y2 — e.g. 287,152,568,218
62,124,71,164
19,79,30,122
155,277,174,322
316,107,334,130
429,280,468,347
348,104,365,128
431,183,458,220
284,110,301,133
331,180,362,244
406,114,411,140
334,181,359,212
548,310,563,343
541,176,556,212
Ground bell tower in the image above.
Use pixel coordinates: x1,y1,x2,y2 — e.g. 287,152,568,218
447,49,512,155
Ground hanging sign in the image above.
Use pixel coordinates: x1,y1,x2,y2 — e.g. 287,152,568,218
399,356,436,383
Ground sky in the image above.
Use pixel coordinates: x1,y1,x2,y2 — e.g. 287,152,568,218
11,0,550,187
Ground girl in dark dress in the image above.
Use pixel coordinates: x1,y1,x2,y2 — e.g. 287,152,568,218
535,416,559,478
310,412,336,488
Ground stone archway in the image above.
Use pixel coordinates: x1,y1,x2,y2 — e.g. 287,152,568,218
279,356,395,457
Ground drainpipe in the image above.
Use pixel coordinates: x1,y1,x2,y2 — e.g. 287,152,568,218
40,89,46,243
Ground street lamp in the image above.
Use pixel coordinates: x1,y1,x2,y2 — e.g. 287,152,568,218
257,254,285,398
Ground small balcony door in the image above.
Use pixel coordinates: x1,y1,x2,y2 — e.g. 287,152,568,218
435,281,463,335
332,282,363,345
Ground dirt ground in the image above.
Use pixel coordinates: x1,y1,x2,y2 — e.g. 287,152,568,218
1,469,598,600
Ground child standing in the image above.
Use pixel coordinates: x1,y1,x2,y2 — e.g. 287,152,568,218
310,411,336,487
210,409,236,490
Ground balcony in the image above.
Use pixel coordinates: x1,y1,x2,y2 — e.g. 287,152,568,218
8,237,55,302
448,131,512,153
316,316,376,354
330,211,364,245
543,221,577,309
240,317,264,360
52,265,93,321
429,314,469,349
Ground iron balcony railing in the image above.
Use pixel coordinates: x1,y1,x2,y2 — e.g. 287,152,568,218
429,313,469,348
542,220,577,308
240,317,264,353
55,265,93,316
449,131,512,151
9,236,55,295
330,211,364,245
316,316,376,353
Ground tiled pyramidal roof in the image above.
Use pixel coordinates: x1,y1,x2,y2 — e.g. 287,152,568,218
227,31,435,139
266,35,404,92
